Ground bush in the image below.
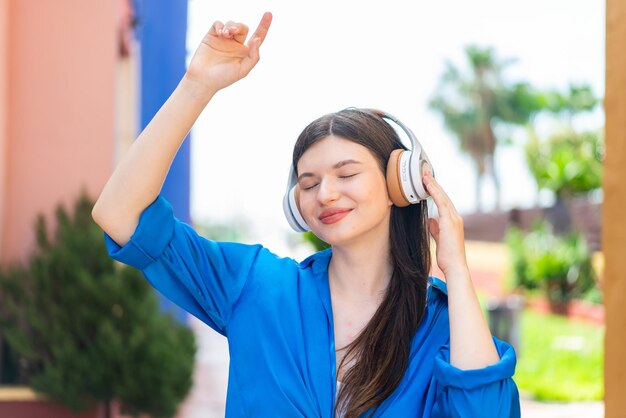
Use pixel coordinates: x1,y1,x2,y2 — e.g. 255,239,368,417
0,191,196,417
506,222,597,304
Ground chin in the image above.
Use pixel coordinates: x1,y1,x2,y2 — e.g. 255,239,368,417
312,225,367,248
309,226,347,248
308,212,390,248
310,232,340,247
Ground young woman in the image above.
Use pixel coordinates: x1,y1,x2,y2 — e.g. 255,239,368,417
93,13,520,417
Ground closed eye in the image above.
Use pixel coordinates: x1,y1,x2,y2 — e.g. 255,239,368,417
301,183,319,191
300,173,358,190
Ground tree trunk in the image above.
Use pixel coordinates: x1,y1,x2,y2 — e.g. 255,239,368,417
103,400,111,418
546,194,573,235
475,171,483,212
487,154,501,211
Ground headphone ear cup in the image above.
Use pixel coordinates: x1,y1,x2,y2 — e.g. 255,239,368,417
386,149,411,207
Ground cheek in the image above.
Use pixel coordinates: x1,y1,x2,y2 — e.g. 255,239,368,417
360,174,389,203
297,191,315,219
366,178,393,216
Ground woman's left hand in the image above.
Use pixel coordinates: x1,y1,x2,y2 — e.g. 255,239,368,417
422,171,469,278
423,172,501,369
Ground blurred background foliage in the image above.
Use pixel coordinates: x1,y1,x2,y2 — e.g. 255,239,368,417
303,231,331,252
428,45,605,403
413,44,603,402
429,45,602,215
506,222,597,304
429,45,544,212
526,129,603,199
0,192,196,417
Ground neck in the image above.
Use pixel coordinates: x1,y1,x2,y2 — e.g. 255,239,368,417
329,236,392,300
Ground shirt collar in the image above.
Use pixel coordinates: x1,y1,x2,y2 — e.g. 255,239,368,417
299,248,332,276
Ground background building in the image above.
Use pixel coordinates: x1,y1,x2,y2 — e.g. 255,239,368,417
0,0,190,415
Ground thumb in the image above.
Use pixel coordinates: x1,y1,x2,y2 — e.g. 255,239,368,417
241,37,262,75
427,218,440,242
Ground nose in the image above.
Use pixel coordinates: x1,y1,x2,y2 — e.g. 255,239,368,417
317,177,340,205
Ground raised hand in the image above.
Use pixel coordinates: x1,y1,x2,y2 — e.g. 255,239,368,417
184,12,273,96
422,171,469,278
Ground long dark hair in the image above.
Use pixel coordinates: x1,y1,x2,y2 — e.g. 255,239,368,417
292,108,431,417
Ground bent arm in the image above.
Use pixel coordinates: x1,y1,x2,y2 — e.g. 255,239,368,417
423,171,500,369
92,78,215,246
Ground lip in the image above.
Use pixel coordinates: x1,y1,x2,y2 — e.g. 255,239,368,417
319,208,352,225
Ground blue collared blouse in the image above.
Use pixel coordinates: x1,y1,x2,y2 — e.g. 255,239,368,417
104,195,521,417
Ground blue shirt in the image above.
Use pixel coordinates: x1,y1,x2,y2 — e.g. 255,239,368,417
104,195,521,417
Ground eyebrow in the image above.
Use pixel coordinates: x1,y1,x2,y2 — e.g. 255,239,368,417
297,159,362,182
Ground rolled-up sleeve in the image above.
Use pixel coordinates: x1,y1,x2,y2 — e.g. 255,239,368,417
430,337,521,418
103,195,263,336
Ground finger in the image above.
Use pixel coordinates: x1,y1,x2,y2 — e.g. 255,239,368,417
240,37,262,76
247,12,273,47
241,13,272,75
428,218,440,243
208,20,225,36
423,172,457,216
222,20,249,43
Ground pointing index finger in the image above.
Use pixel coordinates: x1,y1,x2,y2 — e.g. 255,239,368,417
248,12,273,45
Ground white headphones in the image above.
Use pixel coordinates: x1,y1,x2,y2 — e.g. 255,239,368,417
283,109,434,232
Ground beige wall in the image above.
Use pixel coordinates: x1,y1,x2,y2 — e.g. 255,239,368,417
604,0,626,416
116,55,139,161
0,0,117,264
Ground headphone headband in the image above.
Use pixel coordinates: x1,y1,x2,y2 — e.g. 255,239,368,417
364,108,420,152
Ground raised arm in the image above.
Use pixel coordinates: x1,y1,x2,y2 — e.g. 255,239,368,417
92,13,272,246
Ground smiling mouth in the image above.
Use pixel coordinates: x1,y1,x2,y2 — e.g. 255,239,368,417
319,209,352,225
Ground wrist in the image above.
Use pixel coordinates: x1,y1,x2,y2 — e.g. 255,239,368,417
442,265,470,281
179,74,218,104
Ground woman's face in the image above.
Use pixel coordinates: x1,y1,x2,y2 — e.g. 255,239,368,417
296,135,393,247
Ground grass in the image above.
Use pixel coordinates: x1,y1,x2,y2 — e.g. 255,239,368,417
478,293,604,401
513,309,604,401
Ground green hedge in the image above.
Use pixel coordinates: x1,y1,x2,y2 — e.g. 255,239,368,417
0,192,196,417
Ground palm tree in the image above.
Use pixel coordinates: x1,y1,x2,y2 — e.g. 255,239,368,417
430,46,541,212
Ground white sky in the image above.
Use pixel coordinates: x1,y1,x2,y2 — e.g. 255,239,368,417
185,0,605,248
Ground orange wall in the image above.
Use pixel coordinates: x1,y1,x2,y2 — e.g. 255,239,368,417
0,0,8,259
0,0,117,264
